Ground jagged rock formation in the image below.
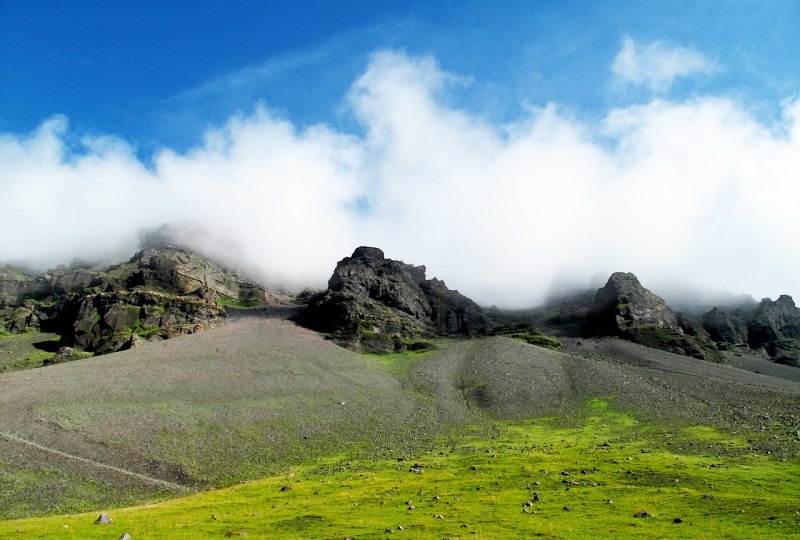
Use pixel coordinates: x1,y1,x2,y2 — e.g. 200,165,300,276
583,272,708,359
533,271,800,366
0,247,266,357
0,265,34,307
300,247,495,352
589,272,679,331
737,296,799,366
702,307,748,345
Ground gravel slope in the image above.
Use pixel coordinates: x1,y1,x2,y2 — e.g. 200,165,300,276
1,319,798,519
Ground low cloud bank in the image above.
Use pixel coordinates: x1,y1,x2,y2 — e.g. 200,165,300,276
2,50,799,308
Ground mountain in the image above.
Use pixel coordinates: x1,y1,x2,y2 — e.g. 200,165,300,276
536,271,800,367
705,295,800,366
4,244,799,368
0,246,267,358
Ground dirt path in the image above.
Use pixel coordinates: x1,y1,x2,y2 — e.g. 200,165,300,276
0,430,186,492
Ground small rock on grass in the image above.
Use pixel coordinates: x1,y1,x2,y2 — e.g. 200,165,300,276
633,510,654,518
94,513,111,525
120,534,132,540
673,517,683,524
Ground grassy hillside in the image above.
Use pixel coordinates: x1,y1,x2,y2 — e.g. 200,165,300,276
1,399,797,539
1,318,798,534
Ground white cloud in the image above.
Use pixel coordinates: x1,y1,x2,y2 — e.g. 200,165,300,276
612,36,718,91
1,50,798,308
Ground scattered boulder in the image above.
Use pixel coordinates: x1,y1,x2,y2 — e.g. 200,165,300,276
633,510,654,518
94,513,111,524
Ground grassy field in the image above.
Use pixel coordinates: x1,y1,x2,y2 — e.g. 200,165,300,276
1,398,797,539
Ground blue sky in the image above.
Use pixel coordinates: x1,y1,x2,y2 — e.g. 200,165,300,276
3,1,798,151
2,1,800,306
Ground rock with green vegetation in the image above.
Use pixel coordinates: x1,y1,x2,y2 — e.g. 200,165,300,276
585,272,709,359
489,324,563,350
0,246,267,360
300,247,497,352
0,265,34,307
745,295,800,365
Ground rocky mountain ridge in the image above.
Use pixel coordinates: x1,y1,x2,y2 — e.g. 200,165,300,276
3,244,798,367
537,272,800,366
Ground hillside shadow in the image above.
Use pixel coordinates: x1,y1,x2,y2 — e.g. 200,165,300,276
32,338,62,353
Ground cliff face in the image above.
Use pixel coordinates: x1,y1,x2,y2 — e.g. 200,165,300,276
743,296,800,366
300,247,494,352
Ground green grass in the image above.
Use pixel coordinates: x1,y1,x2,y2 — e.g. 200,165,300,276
217,295,263,309
0,331,61,373
364,348,435,378
2,399,797,539
491,325,563,350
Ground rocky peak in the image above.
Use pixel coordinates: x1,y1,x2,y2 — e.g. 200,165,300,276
326,246,431,322
592,272,679,331
586,272,705,359
300,247,495,352
755,295,799,328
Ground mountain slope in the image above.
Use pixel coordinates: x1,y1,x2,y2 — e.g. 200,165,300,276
1,314,798,519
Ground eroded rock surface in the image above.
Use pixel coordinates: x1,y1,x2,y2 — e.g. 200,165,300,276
300,247,495,352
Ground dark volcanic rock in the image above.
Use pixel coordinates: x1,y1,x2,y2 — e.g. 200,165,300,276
300,247,496,352
1,246,268,359
702,307,748,344
746,295,800,365
590,272,679,332
585,273,707,359
420,278,493,336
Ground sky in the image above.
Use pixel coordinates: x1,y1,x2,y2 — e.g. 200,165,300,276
1,0,799,308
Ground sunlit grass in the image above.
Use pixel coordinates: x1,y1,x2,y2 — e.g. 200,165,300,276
2,399,797,539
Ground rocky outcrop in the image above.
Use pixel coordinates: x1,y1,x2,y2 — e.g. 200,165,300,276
744,296,800,365
300,247,495,352
589,272,679,332
0,265,33,307
585,272,707,359
702,307,748,345
62,288,225,354
1,246,267,358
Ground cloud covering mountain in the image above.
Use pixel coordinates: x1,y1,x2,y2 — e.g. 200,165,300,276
2,48,799,308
